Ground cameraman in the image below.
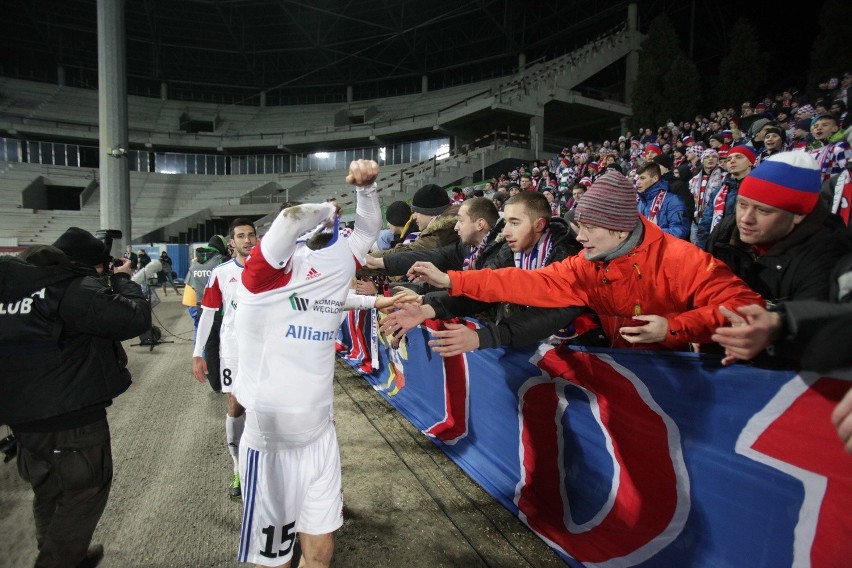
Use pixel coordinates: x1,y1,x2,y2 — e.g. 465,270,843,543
0,227,151,568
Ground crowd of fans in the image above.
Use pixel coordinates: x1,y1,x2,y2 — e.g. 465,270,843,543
463,72,852,241
364,74,852,452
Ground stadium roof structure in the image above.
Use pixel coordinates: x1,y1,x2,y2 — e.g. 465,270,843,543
3,0,637,105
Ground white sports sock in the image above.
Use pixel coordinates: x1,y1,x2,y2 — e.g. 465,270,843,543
225,414,246,472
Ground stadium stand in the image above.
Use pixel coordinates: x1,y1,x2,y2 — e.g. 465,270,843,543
0,23,635,246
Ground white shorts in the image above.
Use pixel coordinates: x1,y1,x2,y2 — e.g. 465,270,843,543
220,357,238,394
237,418,344,566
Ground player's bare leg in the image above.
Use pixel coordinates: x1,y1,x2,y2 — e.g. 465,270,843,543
258,532,332,568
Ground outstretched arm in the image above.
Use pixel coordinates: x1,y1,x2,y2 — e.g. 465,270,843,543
445,258,587,308
347,160,382,262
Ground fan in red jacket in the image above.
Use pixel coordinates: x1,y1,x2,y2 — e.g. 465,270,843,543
406,171,764,351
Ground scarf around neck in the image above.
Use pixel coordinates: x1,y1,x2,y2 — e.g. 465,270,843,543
515,227,553,270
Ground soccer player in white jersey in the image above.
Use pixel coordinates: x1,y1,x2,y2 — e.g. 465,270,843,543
234,160,381,568
192,218,258,499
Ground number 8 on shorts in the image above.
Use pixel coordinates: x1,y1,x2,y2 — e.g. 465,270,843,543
221,358,238,393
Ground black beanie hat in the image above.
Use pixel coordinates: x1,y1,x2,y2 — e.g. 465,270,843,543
52,227,110,266
410,184,450,215
385,201,412,227
653,153,673,171
208,234,229,256
763,126,787,143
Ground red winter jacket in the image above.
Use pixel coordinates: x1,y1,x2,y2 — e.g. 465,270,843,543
447,217,764,350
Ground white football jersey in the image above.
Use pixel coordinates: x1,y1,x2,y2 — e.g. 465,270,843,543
200,258,245,359
235,225,356,413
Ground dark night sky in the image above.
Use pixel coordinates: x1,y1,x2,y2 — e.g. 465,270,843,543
650,0,827,94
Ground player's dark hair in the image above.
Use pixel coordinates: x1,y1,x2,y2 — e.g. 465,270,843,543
229,217,256,239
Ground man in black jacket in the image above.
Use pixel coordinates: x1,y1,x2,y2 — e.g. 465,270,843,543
363,197,509,290
0,227,151,568
707,152,852,305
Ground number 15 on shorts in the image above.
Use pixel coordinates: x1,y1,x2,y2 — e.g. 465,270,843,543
260,521,296,559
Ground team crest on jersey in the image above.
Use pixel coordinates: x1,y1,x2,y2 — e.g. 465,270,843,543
288,292,310,311
306,267,321,280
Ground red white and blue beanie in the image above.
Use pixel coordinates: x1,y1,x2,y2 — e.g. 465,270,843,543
645,143,663,156
727,145,756,165
739,152,821,214
588,161,600,171
682,135,695,145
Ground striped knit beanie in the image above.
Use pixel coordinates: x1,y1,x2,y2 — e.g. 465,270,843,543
575,171,640,232
739,152,821,214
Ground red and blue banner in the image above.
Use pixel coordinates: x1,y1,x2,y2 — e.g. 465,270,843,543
338,312,852,567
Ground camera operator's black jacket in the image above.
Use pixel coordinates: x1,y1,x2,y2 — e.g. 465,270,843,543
0,256,151,431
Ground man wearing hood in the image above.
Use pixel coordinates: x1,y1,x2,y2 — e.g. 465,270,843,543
183,234,230,391
0,228,150,567
650,153,694,238
635,161,689,239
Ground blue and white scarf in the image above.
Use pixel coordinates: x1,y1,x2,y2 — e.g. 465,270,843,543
514,228,553,270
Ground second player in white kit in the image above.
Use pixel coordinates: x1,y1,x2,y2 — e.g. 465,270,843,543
192,219,258,499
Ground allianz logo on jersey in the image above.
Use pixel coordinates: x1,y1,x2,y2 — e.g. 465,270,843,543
285,324,336,342
288,293,344,314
